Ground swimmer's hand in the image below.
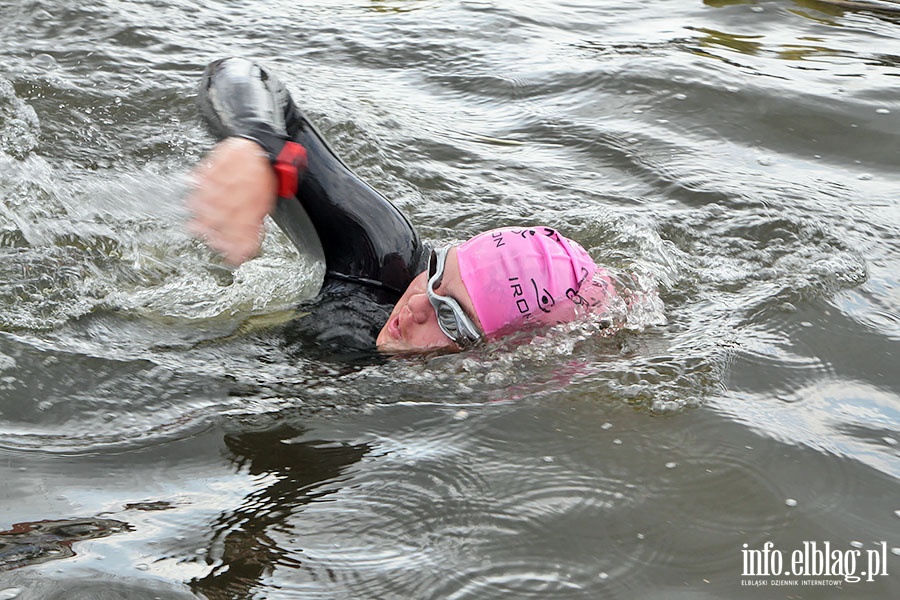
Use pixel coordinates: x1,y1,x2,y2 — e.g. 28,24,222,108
186,137,277,266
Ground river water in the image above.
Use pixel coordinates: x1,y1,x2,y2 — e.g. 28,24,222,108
1,0,899,598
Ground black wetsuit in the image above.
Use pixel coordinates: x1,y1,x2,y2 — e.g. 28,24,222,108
197,58,428,359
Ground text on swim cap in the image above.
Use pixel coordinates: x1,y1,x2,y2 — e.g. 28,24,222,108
509,277,530,315
490,227,561,251
508,276,556,317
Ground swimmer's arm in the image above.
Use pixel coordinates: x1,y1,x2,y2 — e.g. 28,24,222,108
187,58,296,265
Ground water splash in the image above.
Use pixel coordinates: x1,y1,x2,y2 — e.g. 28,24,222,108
0,79,39,158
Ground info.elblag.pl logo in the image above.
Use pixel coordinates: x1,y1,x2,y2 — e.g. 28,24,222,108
741,541,892,587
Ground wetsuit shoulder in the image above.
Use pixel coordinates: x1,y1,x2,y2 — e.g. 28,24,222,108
276,279,396,362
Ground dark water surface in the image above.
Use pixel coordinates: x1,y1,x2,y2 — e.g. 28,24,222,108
1,0,899,598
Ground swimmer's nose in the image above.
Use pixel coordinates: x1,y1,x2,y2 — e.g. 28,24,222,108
408,292,432,325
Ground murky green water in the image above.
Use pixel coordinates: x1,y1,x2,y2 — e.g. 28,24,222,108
1,0,899,598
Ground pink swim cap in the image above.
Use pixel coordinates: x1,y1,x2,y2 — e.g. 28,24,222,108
456,226,616,337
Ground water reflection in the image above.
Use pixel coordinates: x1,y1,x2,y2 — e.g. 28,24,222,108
366,0,439,13
189,425,369,599
708,0,900,18
801,0,900,18
688,26,765,56
0,517,131,571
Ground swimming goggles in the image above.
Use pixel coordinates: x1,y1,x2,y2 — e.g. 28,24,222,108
427,247,482,346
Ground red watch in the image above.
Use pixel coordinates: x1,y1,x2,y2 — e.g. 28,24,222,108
238,134,308,199
271,141,308,198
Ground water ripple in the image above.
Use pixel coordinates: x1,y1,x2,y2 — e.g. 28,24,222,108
1,1,899,598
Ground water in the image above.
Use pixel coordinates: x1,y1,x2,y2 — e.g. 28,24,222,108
1,0,899,597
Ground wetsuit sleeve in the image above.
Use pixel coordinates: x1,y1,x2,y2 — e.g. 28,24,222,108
196,58,427,297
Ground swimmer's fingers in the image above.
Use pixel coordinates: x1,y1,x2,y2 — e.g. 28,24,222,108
189,219,263,266
185,137,278,266
186,185,256,265
187,201,266,266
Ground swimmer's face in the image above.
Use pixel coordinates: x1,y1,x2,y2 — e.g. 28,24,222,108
376,246,482,353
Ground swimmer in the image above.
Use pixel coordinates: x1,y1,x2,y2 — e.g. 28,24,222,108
187,58,617,356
